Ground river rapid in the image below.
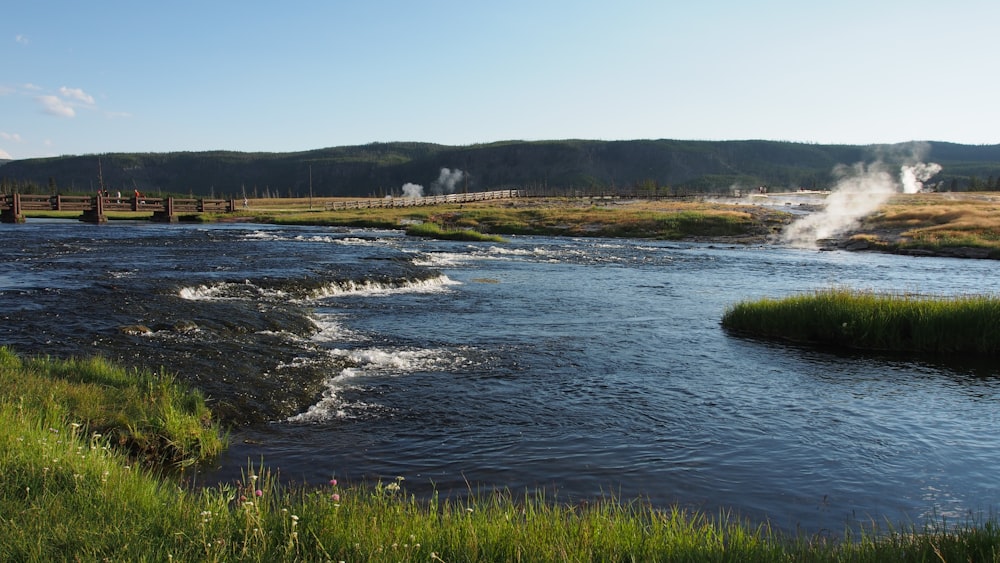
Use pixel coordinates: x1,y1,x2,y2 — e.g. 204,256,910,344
3,219,999,534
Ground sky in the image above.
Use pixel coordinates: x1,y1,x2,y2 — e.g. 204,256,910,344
2,0,998,160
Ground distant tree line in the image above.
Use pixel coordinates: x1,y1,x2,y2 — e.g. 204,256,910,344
1,140,998,198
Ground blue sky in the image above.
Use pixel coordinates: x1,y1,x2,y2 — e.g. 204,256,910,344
2,0,997,160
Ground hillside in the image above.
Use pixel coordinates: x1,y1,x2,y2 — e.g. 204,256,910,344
1,140,998,198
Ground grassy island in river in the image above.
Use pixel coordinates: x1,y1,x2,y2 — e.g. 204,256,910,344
722,289,1000,356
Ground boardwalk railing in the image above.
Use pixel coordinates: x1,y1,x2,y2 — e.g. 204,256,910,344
324,189,523,210
0,194,238,223
1,189,525,223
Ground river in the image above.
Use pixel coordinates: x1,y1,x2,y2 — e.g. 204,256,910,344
3,218,999,534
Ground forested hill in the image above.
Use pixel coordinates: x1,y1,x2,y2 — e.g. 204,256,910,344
1,139,999,198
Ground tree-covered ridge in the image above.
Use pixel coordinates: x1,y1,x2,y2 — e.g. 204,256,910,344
2,139,998,198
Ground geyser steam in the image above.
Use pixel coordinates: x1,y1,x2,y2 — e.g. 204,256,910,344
782,159,941,247
400,167,466,198
402,182,424,198
431,167,465,195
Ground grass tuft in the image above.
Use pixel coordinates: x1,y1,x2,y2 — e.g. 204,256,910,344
405,221,508,242
0,347,225,466
722,289,1000,355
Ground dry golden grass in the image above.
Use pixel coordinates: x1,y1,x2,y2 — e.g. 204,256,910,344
244,196,792,241
859,192,1000,251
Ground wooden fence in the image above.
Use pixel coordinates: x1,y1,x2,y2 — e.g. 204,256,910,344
0,194,237,223
324,189,523,210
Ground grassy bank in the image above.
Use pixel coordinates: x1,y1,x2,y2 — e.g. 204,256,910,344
404,220,508,242
847,192,1000,257
722,288,1000,355
227,197,791,241
4,348,1000,560
0,347,225,466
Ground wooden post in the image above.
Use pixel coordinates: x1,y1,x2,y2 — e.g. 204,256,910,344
0,193,26,223
152,197,177,222
81,194,107,223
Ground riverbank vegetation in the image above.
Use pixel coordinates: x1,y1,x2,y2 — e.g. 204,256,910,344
403,220,508,242
722,288,1000,355
233,197,791,241
0,347,224,466
841,192,1000,257
5,338,1000,559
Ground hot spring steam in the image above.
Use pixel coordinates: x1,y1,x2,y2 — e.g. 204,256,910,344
400,167,466,198
782,159,941,247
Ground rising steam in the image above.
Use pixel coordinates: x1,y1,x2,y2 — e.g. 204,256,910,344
401,182,424,198
782,158,941,247
400,167,466,198
431,167,465,195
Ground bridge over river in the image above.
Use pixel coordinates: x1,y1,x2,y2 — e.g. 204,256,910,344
0,193,238,224
0,189,524,223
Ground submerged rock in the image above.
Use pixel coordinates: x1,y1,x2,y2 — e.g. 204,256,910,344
172,320,199,332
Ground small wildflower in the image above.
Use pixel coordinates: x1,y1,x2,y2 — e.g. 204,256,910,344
255,489,263,496
331,493,341,502
329,478,338,486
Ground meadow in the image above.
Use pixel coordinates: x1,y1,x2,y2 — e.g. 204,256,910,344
846,192,1000,257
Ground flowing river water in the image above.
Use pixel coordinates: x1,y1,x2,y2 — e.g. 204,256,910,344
3,219,999,534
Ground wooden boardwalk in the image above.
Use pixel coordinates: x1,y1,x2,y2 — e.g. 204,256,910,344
323,189,523,210
0,189,525,223
0,193,238,224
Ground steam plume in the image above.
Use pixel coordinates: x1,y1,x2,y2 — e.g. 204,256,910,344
782,158,941,247
401,182,424,198
431,167,465,195
900,162,942,194
400,167,466,198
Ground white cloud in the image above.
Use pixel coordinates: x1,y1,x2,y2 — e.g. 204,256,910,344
0,148,12,159
15,34,28,45
38,94,76,117
59,86,95,105
0,132,23,143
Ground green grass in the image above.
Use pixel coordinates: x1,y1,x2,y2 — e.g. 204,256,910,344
0,347,225,467
405,221,508,242
4,348,1000,560
722,288,1000,355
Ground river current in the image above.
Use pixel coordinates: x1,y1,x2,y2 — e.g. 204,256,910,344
3,219,999,534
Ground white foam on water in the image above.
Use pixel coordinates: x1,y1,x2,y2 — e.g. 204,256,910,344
308,315,362,343
177,280,290,301
309,274,459,299
286,346,465,423
410,252,474,268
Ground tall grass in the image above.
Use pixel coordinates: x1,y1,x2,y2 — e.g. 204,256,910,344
0,347,225,466
404,221,508,242
722,289,1000,355
4,347,1000,560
